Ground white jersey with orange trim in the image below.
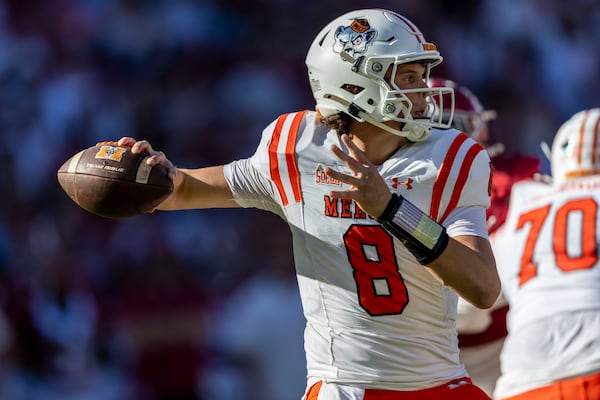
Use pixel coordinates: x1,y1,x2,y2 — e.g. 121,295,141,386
493,177,600,399
223,110,492,390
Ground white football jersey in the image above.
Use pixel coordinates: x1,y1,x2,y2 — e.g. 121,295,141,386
224,110,492,390
493,177,600,399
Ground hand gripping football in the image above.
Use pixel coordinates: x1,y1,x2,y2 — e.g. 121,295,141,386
57,141,174,218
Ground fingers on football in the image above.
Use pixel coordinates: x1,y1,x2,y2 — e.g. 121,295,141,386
117,137,136,147
146,151,168,167
131,140,160,156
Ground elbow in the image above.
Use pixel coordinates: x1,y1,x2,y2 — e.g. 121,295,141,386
470,278,502,309
472,293,500,310
466,242,502,309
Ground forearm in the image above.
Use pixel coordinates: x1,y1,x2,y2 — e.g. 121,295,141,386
426,235,501,309
376,194,500,309
158,166,239,210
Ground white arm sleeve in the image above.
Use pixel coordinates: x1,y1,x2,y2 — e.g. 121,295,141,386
444,206,489,239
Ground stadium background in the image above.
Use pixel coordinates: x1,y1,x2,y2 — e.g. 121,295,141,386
0,0,598,399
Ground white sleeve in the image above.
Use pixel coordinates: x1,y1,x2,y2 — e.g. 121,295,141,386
444,205,489,239
224,158,284,217
460,147,493,210
222,116,285,216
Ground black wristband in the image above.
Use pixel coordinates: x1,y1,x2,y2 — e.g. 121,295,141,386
377,193,449,265
377,193,402,223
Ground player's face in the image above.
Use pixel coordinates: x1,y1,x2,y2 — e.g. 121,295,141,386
385,63,428,116
381,62,429,136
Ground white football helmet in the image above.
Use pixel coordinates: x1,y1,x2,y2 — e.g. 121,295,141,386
551,108,600,185
305,9,454,141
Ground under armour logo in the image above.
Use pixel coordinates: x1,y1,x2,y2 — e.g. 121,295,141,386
391,177,413,190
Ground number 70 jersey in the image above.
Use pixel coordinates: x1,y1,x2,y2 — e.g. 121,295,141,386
492,176,600,329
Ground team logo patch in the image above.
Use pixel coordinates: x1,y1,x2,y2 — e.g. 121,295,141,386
333,18,377,58
315,165,342,186
95,145,127,162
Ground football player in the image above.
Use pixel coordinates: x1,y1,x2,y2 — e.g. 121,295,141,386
120,9,499,400
492,108,600,399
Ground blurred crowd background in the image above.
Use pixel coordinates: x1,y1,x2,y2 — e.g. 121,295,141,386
0,0,598,399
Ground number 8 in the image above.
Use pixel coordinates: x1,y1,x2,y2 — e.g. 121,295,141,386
344,225,409,316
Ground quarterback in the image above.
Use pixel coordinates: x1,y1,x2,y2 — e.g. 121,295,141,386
119,9,499,400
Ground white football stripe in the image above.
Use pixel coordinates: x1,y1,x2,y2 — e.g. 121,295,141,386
135,156,152,184
67,150,85,173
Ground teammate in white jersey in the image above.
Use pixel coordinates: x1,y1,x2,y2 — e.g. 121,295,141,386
118,9,500,400
493,108,600,400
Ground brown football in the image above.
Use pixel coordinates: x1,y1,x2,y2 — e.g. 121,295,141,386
57,141,173,218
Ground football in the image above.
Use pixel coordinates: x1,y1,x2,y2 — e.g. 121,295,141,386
57,141,174,218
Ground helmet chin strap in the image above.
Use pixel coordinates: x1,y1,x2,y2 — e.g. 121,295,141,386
359,112,432,142
317,99,432,142
402,121,432,142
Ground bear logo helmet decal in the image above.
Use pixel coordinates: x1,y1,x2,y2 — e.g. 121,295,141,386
333,18,377,59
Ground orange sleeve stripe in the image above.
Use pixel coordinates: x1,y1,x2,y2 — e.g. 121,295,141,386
269,113,290,206
286,110,308,204
430,133,469,221
440,142,485,223
268,111,306,206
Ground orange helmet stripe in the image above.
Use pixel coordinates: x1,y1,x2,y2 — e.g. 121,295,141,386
592,112,600,165
576,110,590,165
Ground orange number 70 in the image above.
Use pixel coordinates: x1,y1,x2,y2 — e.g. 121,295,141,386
516,197,598,286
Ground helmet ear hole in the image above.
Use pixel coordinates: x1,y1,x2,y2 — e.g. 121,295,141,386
341,84,364,95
